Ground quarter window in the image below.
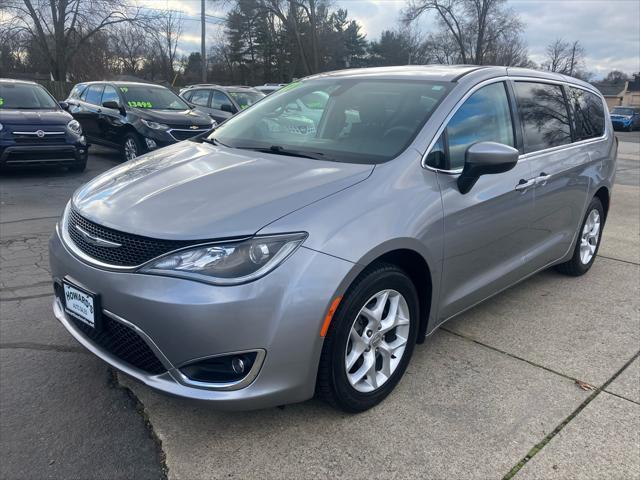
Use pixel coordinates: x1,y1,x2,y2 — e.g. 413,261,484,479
567,87,605,140
212,90,232,110
514,82,571,153
189,89,210,107
445,82,515,170
101,86,120,107
84,85,104,106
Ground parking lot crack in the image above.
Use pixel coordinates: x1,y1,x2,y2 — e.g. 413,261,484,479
501,350,640,479
107,368,169,480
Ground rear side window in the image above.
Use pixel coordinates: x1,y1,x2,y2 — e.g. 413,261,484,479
567,87,605,140
69,84,86,100
84,85,104,105
514,82,571,153
446,82,515,170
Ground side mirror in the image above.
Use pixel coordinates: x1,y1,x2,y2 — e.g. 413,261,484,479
457,141,519,194
220,103,236,114
102,100,125,115
59,101,69,110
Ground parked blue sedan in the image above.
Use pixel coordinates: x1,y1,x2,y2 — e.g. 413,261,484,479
610,106,640,131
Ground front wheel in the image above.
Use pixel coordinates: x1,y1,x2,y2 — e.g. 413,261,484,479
316,264,419,412
556,197,604,276
122,133,145,161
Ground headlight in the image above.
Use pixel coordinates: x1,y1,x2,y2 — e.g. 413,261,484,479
67,120,82,135
141,119,169,130
139,233,307,285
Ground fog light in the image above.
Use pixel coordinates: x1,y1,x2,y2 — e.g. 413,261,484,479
145,138,157,149
179,351,258,384
231,357,245,374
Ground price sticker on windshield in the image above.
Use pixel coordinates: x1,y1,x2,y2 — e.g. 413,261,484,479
120,87,129,93
128,101,153,108
0,97,4,107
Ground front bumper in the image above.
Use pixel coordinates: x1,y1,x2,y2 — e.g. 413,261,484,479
49,226,354,409
0,143,88,167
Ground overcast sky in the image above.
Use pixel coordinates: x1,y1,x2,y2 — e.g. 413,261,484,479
157,0,640,79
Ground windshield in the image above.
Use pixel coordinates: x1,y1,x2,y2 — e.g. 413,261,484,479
207,78,451,164
119,85,189,111
611,107,635,115
228,91,265,110
0,83,59,110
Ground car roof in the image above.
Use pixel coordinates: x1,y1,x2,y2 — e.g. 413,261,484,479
77,81,166,88
0,78,40,86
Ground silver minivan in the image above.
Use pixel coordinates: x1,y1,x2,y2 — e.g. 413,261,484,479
50,66,616,412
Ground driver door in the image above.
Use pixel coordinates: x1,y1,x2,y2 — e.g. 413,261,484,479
433,81,536,320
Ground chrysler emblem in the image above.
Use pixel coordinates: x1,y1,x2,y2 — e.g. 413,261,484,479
75,225,121,248
36,130,45,138
190,125,199,130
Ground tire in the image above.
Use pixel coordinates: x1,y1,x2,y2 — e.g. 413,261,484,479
555,197,604,276
68,158,87,173
122,132,145,161
316,263,419,412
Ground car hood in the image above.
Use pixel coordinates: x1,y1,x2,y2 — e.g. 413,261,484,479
0,109,72,126
72,142,373,240
134,108,211,127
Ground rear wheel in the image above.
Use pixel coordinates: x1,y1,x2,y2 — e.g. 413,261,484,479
316,264,419,412
122,133,144,161
556,197,604,276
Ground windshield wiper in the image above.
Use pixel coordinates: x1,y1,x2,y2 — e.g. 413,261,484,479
200,136,229,147
235,145,330,161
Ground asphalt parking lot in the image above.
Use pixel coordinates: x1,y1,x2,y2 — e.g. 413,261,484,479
1,132,638,479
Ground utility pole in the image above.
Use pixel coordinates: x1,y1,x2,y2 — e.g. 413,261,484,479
201,0,207,82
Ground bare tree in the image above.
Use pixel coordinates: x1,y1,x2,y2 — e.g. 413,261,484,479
2,0,153,80
542,38,588,78
150,9,184,84
604,70,629,83
109,22,150,75
403,0,525,66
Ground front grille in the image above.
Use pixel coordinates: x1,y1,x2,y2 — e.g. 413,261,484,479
13,134,67,145
68,310,166,375
67,208,194,267
5,149,77,163
169,129,207,141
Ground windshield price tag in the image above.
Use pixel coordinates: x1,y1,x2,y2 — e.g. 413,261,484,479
128,101,152,108
120,87,129,93
0,97,4,106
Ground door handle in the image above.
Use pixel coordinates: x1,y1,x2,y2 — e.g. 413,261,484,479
515,178,536,192
535,172,551,186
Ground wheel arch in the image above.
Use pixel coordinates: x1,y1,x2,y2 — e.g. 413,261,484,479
338,241,435,345
594,186,610,221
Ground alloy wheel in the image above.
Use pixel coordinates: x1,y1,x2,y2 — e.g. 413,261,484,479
344,289,410,393
124,138,138,160
579,209,601,264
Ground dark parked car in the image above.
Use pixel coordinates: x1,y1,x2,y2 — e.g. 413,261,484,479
64,81,214,161
0,79,88,171
179,84,265,123
609,106,640,131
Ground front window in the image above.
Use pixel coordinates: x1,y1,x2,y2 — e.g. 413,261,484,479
228,91,265,110
118,85,189,111
207,79,451,164
0,83,59,110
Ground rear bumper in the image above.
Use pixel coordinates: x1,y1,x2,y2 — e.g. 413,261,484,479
49,225,354,409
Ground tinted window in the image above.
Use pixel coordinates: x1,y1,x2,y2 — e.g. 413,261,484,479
228,91,264,110
0,83,59,109
212,90,232,110
189,89,210,107
514,82,571,153
209,79,451,164
446,82,514,170
567,87,604,140
84,85,104,105
611,107,636,116
101,86,120,106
